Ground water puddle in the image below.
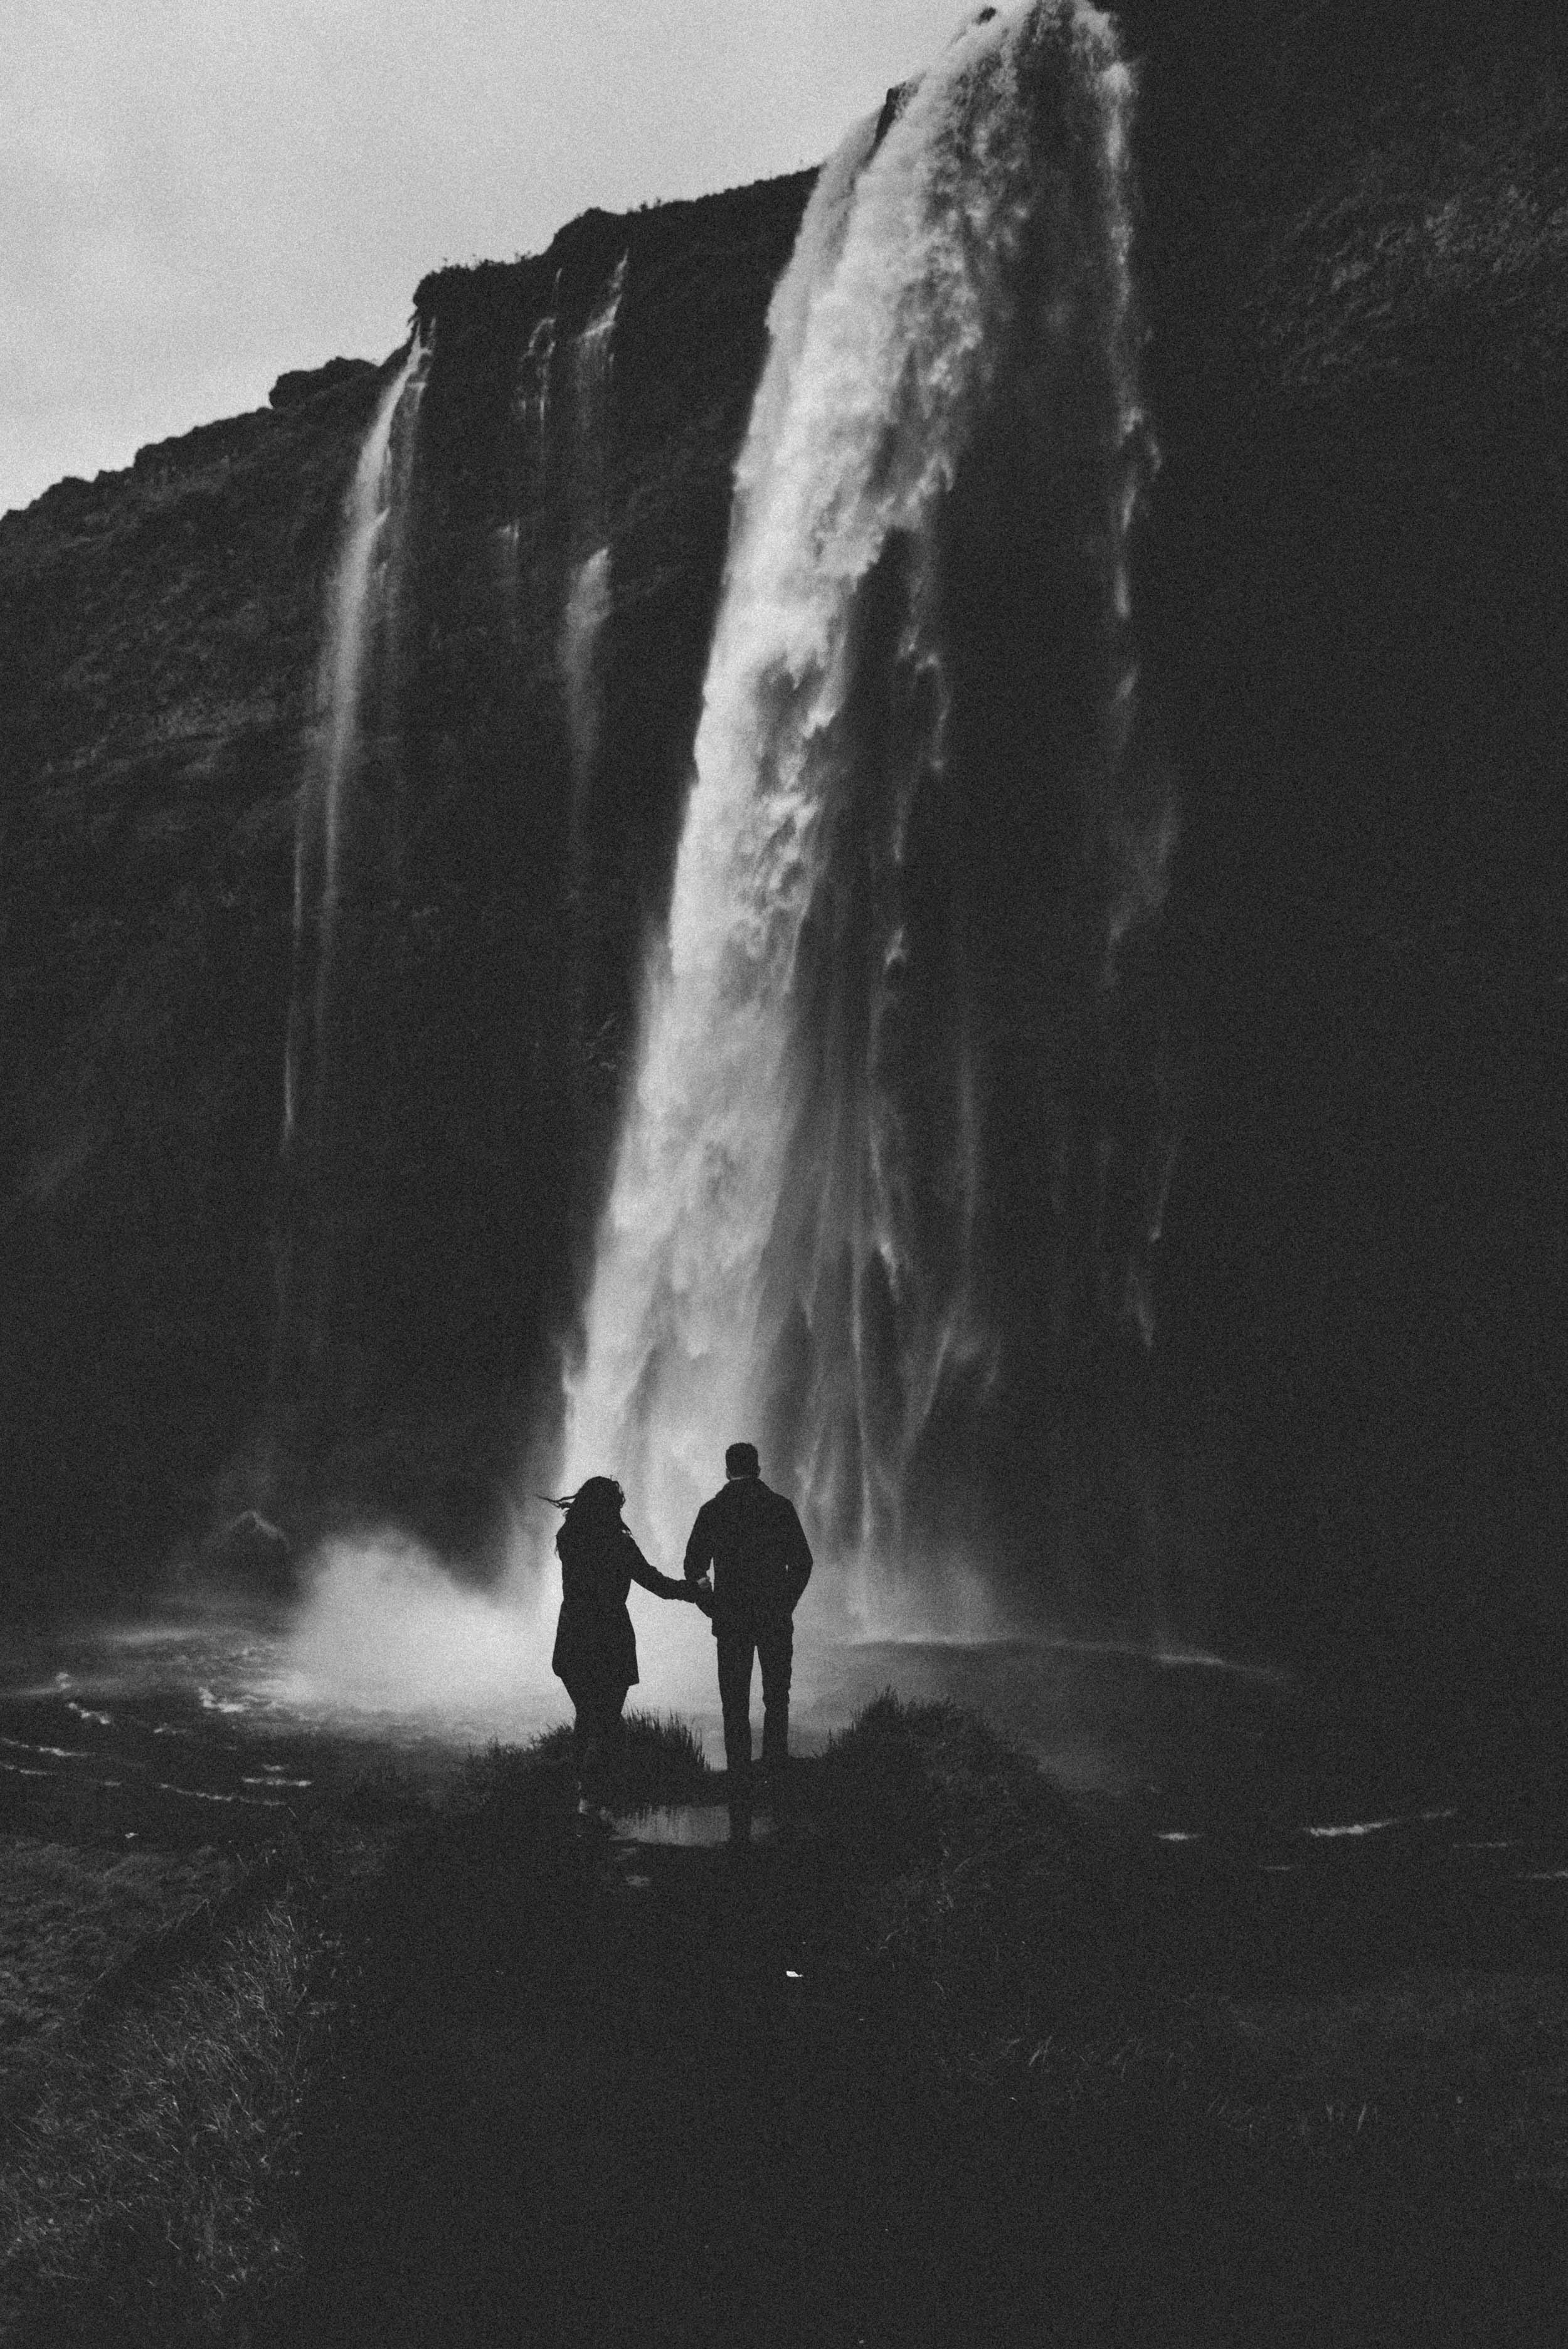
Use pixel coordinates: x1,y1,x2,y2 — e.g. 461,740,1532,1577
612,1805,774,1848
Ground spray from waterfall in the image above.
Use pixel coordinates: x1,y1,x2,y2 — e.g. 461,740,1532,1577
556,0,1170,1606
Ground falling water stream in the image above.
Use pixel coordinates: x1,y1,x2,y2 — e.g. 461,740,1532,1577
272,331,429,1415
561,2,1170,1596
282,332,429,1155
561,254,627,834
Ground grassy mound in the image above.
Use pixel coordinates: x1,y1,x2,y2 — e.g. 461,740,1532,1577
0,1840,241,2066
808,1693,1111,2062
5,1700,1564,2345
467,1706,712,1812
0,1896,317,2348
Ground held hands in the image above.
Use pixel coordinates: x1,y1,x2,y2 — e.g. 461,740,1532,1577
687,1579,715,1616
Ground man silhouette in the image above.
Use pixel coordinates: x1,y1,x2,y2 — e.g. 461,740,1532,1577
684,1441,812,1835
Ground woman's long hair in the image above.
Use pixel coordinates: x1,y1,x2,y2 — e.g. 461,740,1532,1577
543,1476,625,1557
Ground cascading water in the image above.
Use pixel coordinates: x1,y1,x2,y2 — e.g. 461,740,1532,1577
520,309,558,447
571,255,625,530
273,332,429,1419
282,334,428,1153
498,309,558,620
559,0,1175,1601
560,255,627,835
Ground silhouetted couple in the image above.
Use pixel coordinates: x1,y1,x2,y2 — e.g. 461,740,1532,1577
549,1441,812,1839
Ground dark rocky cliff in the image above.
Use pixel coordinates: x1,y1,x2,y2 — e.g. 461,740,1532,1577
0,363,385,1588
1,4,1563,1753
0,173,810,1599
1133,7,1568,1741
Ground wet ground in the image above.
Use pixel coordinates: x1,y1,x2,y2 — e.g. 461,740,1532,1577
277,1738,1568,2349
4,1601,1565,2345
0,1612,457,1853
3,1598,1564,1999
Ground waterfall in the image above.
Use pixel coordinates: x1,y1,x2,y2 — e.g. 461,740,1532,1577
274,331,429,1417
573,253,626,502
518,308,558,460
560,256,626,818
283,333,428,1153
559,0,1171,1591
560,547,612,815
497,310,558,622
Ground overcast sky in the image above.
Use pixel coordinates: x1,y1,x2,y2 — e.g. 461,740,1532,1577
3,0,973,517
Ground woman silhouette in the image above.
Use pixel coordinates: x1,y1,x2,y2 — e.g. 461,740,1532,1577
548,1476,707,1819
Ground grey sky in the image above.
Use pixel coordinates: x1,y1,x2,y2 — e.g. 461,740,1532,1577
4,0,972,517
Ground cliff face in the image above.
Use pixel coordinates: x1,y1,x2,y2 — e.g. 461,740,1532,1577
0,364,383,1586
1133,16,1568,1719
1,9,1564,1735
262,176,814,1555
0,174,812,1598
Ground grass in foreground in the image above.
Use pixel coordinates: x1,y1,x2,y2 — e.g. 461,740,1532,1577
275,1694,1568,2345
6,1699,1565,2345
0,1840,240,2065
811,1698,1568,2177
464,1705,712,1810
0,1896,318,2348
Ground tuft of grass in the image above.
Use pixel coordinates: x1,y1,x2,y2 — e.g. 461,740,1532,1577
814,1693,1110,2074
0,1896,320,2347
0,1840,240,2062
337,1758,440,1827
617,1708,712,1804
815,1697,1568,2187
464,1709,712,1818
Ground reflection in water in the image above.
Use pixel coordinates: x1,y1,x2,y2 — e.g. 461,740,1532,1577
612,1806,774,1848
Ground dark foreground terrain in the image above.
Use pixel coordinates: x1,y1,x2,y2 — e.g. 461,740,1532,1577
3,1698,1567,2346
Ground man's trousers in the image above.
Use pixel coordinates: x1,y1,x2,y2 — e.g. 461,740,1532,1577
715,1618,793,1813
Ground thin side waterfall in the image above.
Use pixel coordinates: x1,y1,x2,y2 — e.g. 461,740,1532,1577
282,333,428,1155
559,0,1170,1594
273,332,428,1418
559,548,611,790
520,308,558,447
499,310,558,618
560,255,627,818
573,253,626,511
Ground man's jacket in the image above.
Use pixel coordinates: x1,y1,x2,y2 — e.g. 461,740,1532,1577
683,1475,812,1633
